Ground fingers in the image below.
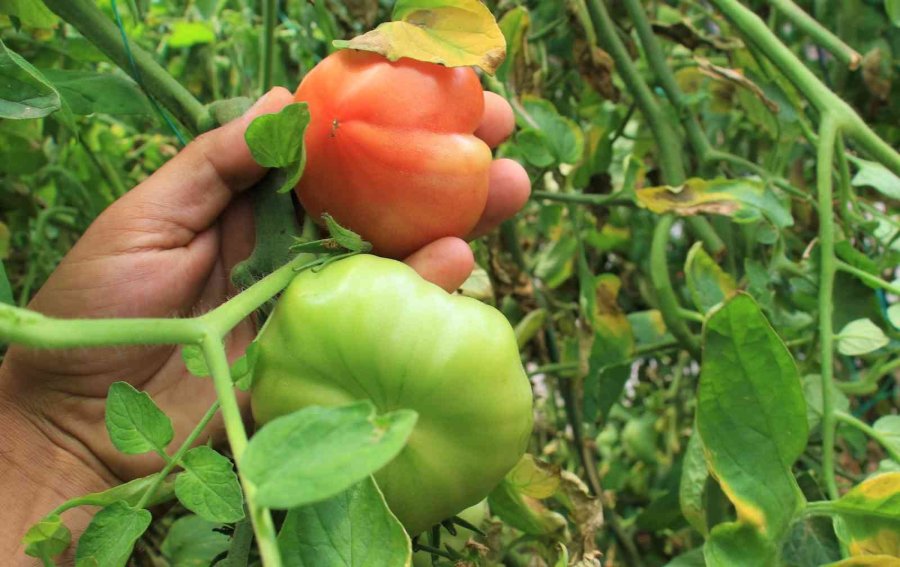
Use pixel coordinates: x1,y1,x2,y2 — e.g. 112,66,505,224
405,237,475,293
109,87,295,240
468,159,531,239
474,91,515,148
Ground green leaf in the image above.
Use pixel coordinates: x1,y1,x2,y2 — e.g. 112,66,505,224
75,501,151,567
685,242,737,313
244,102,310,193
0,0,57,28
780,516,841,567
175,446,245,523
515,128,555,168
41,69,153,116
802,374,850,433
0,260,13,306
837,318,889,356
242,401,418,509
628,310,674,350
322,213,372,253
277,477,412,566
874,416,900,458
168,21,216,48
332,0,506,75
888,304,900,330
888,0,900,27
698,294,807,542
664,547,706,567
704,522,777,567
182,344,209,377
488,456,567,535
23,514,71,562
105,382,174,455
496,6,529,82
160,515,230,567
850,157,900,200
519,96,584,165
0,38,60,119
679,429,709,536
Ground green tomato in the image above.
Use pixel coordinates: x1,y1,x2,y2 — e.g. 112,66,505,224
251,255,534,535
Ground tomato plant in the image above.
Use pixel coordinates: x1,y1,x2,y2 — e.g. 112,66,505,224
294,50,492,258
2,0,900,566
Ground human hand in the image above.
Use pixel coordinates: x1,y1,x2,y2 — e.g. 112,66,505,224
0,86,529,554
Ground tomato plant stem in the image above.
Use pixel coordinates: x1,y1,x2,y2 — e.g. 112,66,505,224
135,401,221,509
201,334,282,567
768,0,861,69
816,115,839,501
709,0,900,175
834,411,900,463
43,0,208,135
260,0,277,92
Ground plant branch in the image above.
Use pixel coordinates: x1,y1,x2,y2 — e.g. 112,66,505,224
816,115,840,501
260,0,277,92
769,0,861,69
835,261,900,296
834,411,900,462
201,335,281,567
709,0,900,176
43,0,209,134
651,215,701,357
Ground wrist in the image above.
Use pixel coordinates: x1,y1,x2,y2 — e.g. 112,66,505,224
0,376,115,561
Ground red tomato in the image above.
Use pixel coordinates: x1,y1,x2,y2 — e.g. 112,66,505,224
294,50,492,258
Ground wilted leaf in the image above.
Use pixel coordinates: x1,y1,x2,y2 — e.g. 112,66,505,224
333,0,506,74
637,177,792,228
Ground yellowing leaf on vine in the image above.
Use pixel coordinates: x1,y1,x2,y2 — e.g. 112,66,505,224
333,0,506,75
637,177,793,228
832,473,900,557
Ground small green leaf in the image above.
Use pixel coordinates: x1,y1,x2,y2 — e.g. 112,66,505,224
23,514,71,562
244,102,310,193
160,515,230,567
175,446,245,523
278,477,412,566
515,128,555,168
685,242,737,313
0,260,13,306
182,344,209,377
837,318,889,356
242,401,418,509
519,96,584,165
232,342,259,391
105,382,174,455
0,0,57,28
888,0,900,26
873,416,900,458
850,157,900,200
322,213,372,253
0,38,60,119
679,430,709,536
168,21,216,48
887,304,899,330
75,501,151,567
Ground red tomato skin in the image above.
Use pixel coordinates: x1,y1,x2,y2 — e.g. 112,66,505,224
294,50,492,258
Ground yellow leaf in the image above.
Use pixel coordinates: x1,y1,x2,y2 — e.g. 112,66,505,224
333,0,506,74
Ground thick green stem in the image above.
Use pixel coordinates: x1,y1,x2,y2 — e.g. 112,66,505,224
816,116,839,500
260,0,277,92
201,335,281,566
43,0,208,134
651,216,701,357
532,190,634,207
769,0,861,69
835,261,900,296
709,0,900,176
834,411,900,462
0,307,204,348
